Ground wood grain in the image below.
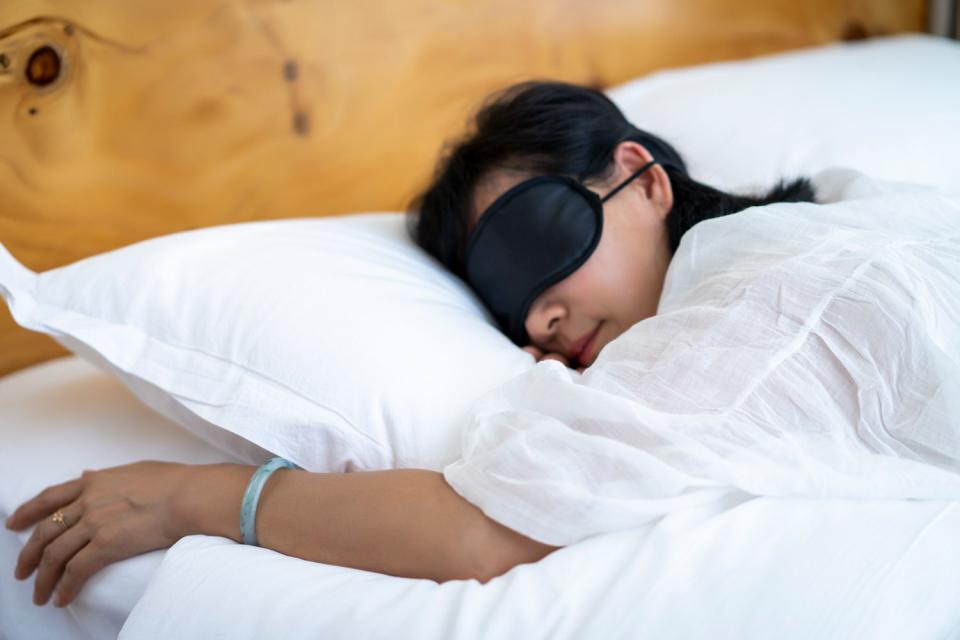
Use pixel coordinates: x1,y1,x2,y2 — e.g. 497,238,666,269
0,0,926,377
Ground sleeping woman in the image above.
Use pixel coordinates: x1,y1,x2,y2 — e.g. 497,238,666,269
7,80,960,608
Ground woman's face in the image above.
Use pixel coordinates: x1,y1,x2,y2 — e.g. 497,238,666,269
469,141,674,367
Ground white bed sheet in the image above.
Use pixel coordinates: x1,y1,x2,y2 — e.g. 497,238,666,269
0,356,242,640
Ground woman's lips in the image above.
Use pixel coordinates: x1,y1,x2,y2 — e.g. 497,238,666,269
573,322,602,365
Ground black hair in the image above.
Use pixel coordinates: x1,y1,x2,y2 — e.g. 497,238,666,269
406,80,815,280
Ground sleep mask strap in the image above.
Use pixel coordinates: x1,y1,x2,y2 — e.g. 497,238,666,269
600,160,656,204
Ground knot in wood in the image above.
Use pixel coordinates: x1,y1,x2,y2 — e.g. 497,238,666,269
26,45,62,86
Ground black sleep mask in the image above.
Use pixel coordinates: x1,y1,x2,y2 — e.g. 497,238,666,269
464,159,658,346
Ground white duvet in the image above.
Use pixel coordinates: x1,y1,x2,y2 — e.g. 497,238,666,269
443,168,960,546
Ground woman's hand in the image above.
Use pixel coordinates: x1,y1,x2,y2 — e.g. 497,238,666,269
521,345,586,373
4,460,193,608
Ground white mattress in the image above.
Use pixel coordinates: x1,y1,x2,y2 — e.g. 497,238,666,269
3,356,960,639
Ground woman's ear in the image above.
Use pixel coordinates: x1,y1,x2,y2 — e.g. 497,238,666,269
612,141,674,221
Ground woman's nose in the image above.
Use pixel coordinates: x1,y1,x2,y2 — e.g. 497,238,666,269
525,301,564,346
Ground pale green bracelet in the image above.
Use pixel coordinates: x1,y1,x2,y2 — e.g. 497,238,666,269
240,456,299,546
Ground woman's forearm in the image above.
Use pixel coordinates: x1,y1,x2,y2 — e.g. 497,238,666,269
174,464,558,583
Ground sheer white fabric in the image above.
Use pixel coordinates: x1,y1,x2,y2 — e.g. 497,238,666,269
443,168,960,546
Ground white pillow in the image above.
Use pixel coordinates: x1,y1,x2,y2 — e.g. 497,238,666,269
0,213,532,472
606,34,960,196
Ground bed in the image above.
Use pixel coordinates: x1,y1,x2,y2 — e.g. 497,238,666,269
4,357,959,639
2,1,960,638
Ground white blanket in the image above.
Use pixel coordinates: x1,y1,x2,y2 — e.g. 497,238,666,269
443,169,960,546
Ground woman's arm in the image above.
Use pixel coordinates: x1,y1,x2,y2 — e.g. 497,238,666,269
175,464,561,584
7,461,561,608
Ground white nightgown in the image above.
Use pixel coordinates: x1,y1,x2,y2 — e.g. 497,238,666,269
442,168,960,546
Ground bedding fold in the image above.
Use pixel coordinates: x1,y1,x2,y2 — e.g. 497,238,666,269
443,169,960,547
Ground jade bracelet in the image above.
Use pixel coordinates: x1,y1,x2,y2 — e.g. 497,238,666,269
240,456,300,546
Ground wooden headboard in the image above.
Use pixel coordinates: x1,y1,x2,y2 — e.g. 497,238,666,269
0,0,926,378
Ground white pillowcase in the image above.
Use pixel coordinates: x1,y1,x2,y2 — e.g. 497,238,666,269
606,34,960,196
0,213,532,472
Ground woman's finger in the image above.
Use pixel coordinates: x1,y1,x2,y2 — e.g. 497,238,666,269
540,352,570,365
520,345,543,358
28,513,93,606
6,476,85,531
56,515,165,608
15,503,82,583
51,535,121,608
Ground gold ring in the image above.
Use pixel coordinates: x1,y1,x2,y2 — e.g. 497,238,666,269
51,509,67,530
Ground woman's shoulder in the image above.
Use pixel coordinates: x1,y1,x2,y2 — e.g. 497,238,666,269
658,171,960,314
